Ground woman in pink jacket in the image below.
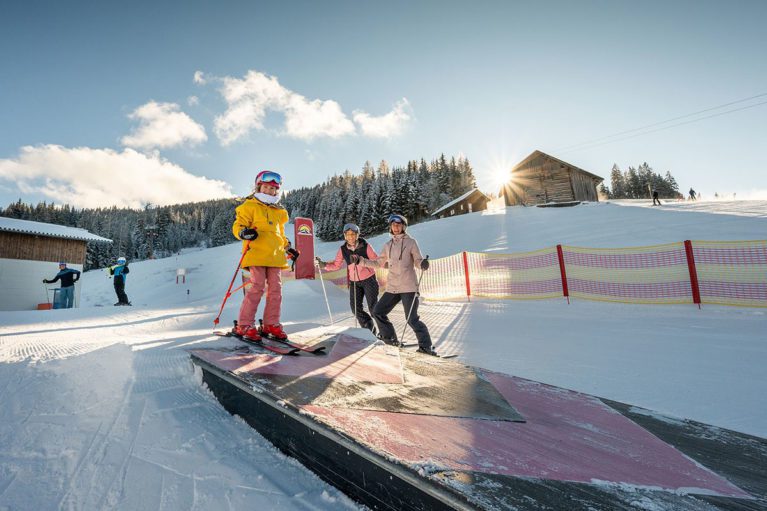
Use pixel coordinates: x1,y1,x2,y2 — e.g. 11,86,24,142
316,223,380,332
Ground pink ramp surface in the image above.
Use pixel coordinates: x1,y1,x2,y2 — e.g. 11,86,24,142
302,371,749,498
191,334,403,384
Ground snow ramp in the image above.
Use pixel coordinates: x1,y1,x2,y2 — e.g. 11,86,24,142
190,330,764,511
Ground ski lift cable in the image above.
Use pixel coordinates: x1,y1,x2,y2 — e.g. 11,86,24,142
555,92,767,153
559,98,767,155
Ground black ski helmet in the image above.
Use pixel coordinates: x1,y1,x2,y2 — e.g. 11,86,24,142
388,214,407,232
342,223,360,234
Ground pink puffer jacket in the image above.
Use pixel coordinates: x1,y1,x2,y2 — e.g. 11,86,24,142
323,243,378,282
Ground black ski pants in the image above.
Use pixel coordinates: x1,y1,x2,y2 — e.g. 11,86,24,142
114,277,130,304
349,275,379,331
372,291,432,349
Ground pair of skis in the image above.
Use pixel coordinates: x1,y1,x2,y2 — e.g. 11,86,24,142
214,321,326,356
397,342,457,359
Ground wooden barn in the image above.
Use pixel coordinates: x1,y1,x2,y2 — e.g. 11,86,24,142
431,188,491,219
501,150,604,206
0,217,112,311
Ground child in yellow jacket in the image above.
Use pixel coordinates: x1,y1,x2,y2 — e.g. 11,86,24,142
232,171,298,340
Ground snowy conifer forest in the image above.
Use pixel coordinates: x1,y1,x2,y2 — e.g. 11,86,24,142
282,154,477,240
601,162,682,199
0,154,477,270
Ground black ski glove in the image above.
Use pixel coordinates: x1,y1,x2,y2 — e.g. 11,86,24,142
420,259,430,271
42,279,49,284
286,247,300,271
314,257,326,269
239,228,258,240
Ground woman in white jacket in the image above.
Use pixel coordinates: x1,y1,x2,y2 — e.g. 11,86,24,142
351,214,436,356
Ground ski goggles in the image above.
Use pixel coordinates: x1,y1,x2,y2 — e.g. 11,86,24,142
256,171,282,188
343,223,360,234
388,214,406,224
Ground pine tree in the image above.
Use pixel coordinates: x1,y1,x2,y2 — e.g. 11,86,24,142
625,167,641,198
610,164,625,198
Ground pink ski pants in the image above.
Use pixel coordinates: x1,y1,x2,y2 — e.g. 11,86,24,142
238,266,282,327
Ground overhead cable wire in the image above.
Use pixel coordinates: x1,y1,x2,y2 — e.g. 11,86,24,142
556,92,767,154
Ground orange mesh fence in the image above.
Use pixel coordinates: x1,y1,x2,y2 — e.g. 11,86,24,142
465,249,563,299
691,240,767,307
278,240,766,308
561,243,695,304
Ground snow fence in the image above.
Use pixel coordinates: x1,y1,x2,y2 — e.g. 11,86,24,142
289,239,767,308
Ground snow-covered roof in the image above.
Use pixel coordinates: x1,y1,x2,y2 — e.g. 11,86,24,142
431,189,490,216
0,217,112,243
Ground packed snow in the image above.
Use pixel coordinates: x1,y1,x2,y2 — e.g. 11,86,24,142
0,200,765,510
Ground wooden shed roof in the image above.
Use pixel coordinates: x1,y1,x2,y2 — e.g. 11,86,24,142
512,150,604,182
431,188,491,216
0,217,112,243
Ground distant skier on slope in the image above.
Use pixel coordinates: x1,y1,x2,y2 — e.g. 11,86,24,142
43,261,80,308
689,188,697,201
109,257,131,306
316,223,380,333
351,214,437,356
652,188,661,206
231,170,299,341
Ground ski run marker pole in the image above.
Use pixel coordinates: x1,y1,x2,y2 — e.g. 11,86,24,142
213,240,251,326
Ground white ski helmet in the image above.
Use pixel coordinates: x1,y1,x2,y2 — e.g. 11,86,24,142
117,257,127,264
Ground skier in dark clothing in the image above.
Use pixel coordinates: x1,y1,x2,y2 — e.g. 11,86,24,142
110,256,131,306
689,188,697,201
652,188,661,206
43,261,80,308
316,223,380,333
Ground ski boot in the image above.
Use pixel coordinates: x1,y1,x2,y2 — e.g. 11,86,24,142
378,336,402,347
416,346,438,357
234,324,261,340
260,322,288,340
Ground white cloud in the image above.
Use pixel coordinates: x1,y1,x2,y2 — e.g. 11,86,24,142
121,101,207,150
0,145,233,209
187,95,199,106
353,98,412,138
211,70,356,144
193,70,206,85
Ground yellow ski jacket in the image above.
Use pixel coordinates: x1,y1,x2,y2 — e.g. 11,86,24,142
232,197,290,269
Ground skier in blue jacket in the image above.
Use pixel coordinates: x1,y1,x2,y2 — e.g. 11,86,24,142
109,257,131,306
43,262,80,308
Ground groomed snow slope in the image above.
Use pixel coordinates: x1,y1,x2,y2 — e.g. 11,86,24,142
0,200,765,510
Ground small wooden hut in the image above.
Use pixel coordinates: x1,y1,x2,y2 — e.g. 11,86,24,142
431,189,491,219
502,150,603,206
0,217,112,310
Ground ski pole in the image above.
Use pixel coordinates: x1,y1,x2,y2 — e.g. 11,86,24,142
43,282,50,306
352,266,359,328
401,255,428,345
315,259,334,325
213,240,251,326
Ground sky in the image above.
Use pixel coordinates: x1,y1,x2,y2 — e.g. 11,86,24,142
1,0,766,209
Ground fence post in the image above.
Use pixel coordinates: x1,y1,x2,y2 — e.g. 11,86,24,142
684,240,702,309
556,244,570,304
462,251,471,301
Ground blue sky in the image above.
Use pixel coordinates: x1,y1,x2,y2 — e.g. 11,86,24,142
1,0,765,208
